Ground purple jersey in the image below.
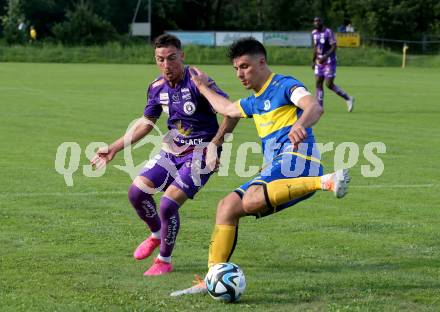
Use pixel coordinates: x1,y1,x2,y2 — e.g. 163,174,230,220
312,28,337,64
144,66,227,154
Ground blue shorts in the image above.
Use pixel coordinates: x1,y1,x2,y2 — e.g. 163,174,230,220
234,152,323,218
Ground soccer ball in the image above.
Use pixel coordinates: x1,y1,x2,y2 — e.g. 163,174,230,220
205,262,246,303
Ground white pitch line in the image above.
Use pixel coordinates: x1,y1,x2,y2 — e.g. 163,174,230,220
0,189,231,197
350,184,436,189
0,191,126,197
0,184,437,198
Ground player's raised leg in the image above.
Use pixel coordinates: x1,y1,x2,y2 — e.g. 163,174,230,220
213,171,351,263
265,169,351,207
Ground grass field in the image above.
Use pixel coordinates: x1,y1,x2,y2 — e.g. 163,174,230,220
1,62,439,311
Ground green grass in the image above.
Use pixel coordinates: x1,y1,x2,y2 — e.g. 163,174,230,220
1,43,439,67
1,63,439,311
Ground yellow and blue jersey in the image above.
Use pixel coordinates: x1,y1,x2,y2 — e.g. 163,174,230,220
236,73,316,162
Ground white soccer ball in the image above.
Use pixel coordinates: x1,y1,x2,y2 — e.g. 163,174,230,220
205,262,246,303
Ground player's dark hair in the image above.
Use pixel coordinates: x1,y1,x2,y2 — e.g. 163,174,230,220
154,34,182,50
314,16,323,23
227,37,267,61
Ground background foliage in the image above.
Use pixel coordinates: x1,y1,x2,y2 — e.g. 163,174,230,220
0,0,439,45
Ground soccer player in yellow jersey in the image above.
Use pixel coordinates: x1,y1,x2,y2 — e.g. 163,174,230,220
170,37,351,296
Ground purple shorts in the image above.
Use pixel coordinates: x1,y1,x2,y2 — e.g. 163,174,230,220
138,149,214,199
314,62,337,78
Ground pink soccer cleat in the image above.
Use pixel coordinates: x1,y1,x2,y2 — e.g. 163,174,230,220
144,258,173,276
133,237,160,260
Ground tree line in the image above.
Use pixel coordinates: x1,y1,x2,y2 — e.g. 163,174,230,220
1,0,439,45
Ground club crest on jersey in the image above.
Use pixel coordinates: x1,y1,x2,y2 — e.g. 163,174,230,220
183,101,196,115
264,100,271,111
172,93,180,102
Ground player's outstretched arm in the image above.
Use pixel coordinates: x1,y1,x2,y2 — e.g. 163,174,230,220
288,95,323,149
190,67,242,118
90,117,157,169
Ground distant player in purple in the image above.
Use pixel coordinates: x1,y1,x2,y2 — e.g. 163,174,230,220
312,16,355,112
91,34,238,276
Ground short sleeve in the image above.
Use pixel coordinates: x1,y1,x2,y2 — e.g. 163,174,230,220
283,78,307,106
143,85,163,118
236,97,254,118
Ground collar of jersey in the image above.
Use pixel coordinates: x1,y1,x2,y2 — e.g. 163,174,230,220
255,73,275,98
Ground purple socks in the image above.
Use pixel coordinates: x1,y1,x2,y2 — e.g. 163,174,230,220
128,185,182,260
159,196,181,258
329,84,350,100
128,185,161,233
316,83,350,106
316,85,324,106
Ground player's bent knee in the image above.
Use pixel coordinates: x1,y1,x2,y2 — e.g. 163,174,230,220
217,198,236,216
216,194,245,222
128,182,153,205
241,199,262,214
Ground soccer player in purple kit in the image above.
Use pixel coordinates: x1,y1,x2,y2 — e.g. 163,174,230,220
312,16,355,112
91,34,238,276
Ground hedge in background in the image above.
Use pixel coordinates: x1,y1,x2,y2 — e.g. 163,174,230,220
0,42,439,67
